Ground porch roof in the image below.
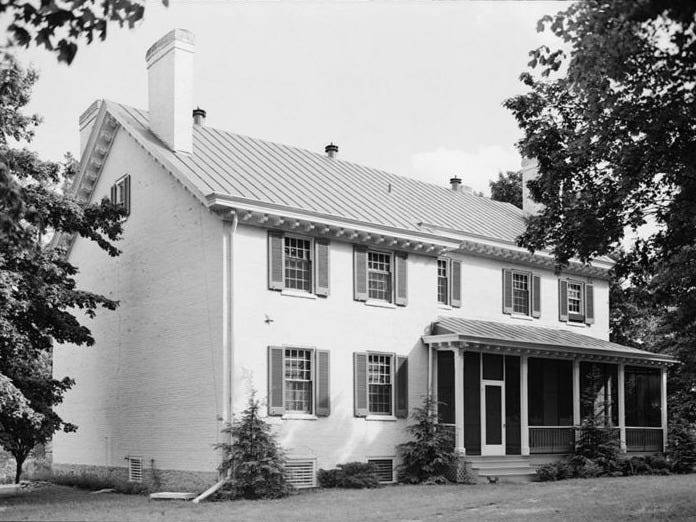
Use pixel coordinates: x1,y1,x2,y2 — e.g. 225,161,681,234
423,317,676,366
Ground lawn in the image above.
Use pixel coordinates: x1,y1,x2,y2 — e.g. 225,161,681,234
2,474,696,521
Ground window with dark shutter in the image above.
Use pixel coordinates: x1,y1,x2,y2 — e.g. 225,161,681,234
353,352,368,416
394,253,408,306
451,260,462,308
584,284,595,325
502,269,513,314
353,247,368,301
558,279,569,322
395,356,408,418
268,346,285,415
315,350,330,416
531,274,541,318
110,175,131,216
268,231,284,290
315,240,330,297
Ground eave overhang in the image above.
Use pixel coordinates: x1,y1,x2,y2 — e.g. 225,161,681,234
421,333,676,368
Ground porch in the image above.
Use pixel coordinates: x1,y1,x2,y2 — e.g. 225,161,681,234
423,318,675,458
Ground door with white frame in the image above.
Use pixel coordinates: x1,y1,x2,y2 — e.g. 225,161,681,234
480,354,506,456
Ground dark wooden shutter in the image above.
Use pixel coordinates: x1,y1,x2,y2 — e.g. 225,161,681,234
395,356,408,419
315,350,330,416
451,260,462,308
502,269,513,314
123,175,131,215
531,274,541,318
559,279,569,322
353,352,368,417
268,231,284,290
268,346,285,416
353,246,368,301
585,284,595,325
315,240,330,297
394,252,408,306
110,184,117,204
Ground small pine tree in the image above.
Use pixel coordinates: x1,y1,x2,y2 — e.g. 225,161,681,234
216,392,292,499
397,396,457,484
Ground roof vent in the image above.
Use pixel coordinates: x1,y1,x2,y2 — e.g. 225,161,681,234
449,176,462,191
192,107,206,126
325,143,338,159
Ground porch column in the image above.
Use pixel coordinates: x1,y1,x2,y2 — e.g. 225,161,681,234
572,359,581,426
618,363,626,452
661,366,668,452
520,354,530,456
454,347,465,455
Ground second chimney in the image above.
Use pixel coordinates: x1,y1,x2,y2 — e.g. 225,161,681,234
146,29,195,153
193,107,206,126
450,176,462,191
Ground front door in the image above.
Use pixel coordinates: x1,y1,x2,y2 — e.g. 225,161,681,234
481,380,505,456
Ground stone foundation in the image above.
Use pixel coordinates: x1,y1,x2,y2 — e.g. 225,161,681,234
52,463,217,493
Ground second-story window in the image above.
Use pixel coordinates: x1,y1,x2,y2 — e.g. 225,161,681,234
367,251,392,302
559,278,594,325
110,174,131,215
512,272,530,315
437,259,449,304
284,236,312,292
567,282,583,317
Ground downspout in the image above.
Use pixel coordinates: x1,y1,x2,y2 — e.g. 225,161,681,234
194,210,237,504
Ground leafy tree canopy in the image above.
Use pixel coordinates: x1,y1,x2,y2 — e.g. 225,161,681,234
505,0,696,420
489,170,522,209
0,50,124,481
1,0,168,64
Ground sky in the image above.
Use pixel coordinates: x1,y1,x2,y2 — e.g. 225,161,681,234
11,0,566,195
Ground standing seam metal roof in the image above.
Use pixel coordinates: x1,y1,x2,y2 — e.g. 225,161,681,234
109,101,527,243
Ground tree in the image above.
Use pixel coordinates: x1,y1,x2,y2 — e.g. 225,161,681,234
505,1,696,421
0,51,124,482
0,0,168,64
489,170,522,209
216,392,291,499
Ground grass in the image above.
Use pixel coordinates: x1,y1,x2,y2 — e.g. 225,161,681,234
1,474,696,521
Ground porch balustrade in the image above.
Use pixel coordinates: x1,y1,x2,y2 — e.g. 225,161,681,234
529,426,575,454
626,427,663,452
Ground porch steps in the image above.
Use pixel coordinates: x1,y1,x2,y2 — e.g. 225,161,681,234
466,456,536,484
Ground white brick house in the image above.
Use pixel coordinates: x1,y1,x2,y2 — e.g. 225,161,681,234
52,29,675,490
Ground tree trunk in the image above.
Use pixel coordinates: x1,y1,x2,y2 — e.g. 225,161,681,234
14,455,26,484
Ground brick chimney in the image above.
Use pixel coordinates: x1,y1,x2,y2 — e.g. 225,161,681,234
145,29,195,153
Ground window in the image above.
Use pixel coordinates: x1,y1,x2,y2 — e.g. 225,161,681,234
437,259,449,304
268,232,330,296
284,236,312,292
512,272,530,315
625,366,661,427
353,352,408,418
567,281,584,322
368,354,393,415
110,174,131,215
284,348,313,413
528,358,573,426
367,251,392,302
267,346,330,417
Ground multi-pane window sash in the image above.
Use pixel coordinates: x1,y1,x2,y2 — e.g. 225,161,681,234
437,259,449,305
368,354,392,415
512,272,530,315
284,348,313,414
367,251,392,302
284,237,312,292
568,282,583,314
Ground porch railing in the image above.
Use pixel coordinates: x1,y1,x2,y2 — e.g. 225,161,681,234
529,426,575,454
626,427,663,452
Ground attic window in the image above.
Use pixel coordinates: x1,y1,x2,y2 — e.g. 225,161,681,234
110,174,131,215
128,456,143,483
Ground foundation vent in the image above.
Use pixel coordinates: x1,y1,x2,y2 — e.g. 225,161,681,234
128,456,143,483
368,458,395,483
285,459,316,488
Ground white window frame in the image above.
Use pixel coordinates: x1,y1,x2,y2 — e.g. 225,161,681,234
282,234,314,294
367,250,394,303
367,352,394,416
437,258,449,305
282,346,316,415
511,270,531,317
567,280,585,322
111,175,129,214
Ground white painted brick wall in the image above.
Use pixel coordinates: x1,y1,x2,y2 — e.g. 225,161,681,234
53,128,224,474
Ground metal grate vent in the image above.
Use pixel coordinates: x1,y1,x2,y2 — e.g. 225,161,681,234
285,459,316,488
368,458,394,483
128,456,143,483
